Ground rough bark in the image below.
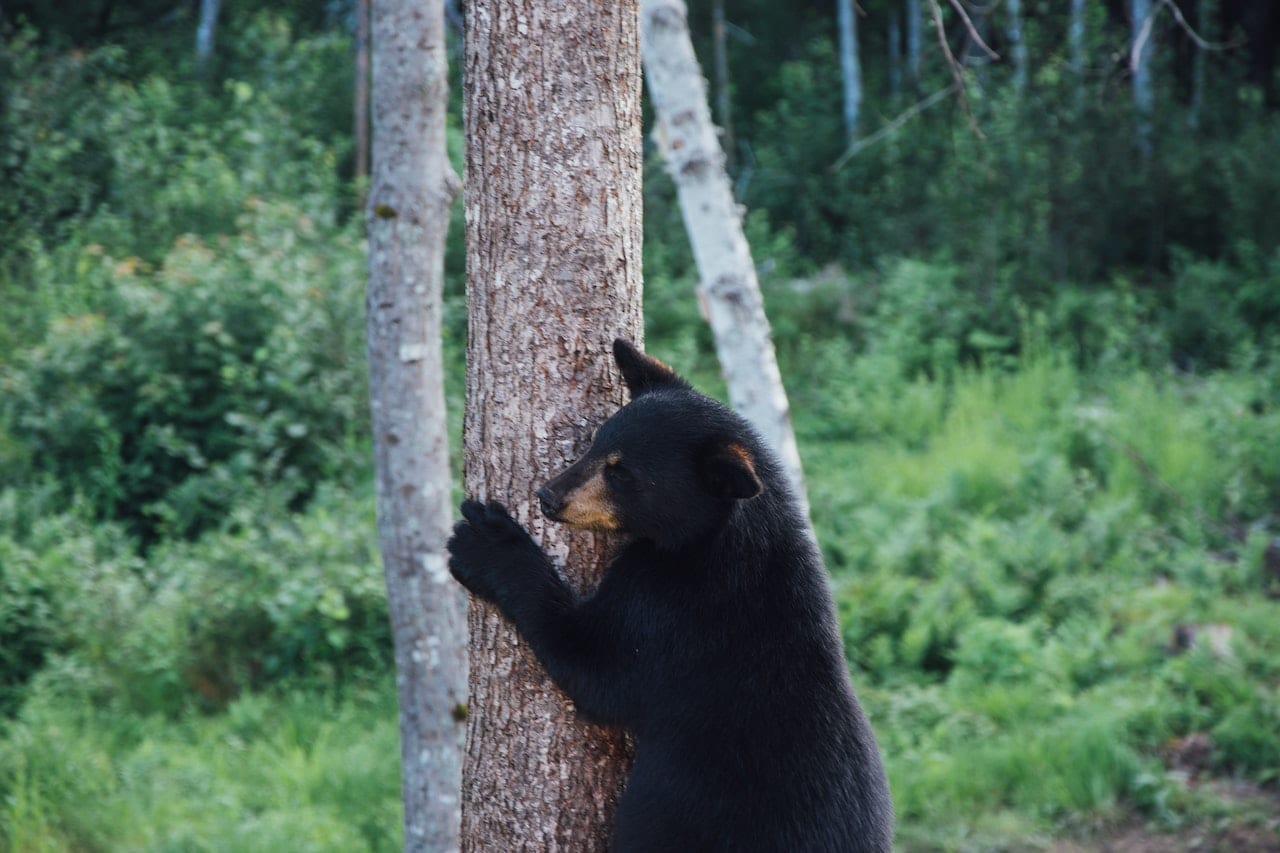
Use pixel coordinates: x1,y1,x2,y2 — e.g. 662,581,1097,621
365,0,466,848
837,0,863,140
461,1,643,850
641,0,809,517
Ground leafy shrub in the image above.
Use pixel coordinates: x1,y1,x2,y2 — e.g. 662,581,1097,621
21,484,392,717
1,201,367,543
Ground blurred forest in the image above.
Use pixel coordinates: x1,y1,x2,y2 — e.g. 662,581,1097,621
1,0,1279,849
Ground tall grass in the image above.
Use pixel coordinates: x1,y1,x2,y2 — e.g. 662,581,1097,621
0,686,401,851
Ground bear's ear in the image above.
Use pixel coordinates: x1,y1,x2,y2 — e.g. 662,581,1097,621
700,439,764,501
613,338,687,398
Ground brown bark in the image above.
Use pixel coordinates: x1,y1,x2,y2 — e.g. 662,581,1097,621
460,1,643,851
365,0,466,848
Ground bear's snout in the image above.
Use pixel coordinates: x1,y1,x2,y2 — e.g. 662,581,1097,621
536,485,565,519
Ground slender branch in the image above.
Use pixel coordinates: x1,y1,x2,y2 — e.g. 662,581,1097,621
1161,0,1241,51
925,0,983,138
832,84,957,169
948,0,998,60
1130,0,1161,75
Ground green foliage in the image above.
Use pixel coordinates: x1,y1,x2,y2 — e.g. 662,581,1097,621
0,685,401,851
3,4,1279,850
1,201,368,543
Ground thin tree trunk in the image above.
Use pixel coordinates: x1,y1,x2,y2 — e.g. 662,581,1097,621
641,0,809,517
711,0,735,171
354,0,370,187
461,1,643,850
906,0,923,85
1070,0,1086,107
888,11,903,98
1131,0,1155,152
1189,0,1212,128
837,0,863,141
365,0,466,848
195,0,221,72
1007,0,1027,93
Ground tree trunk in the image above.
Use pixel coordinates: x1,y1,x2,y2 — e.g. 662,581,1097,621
711,0,735,171
1006,0,1027,94
640,0,809,517
353,0,370,187
1070,0,1086,107
906,0,923,85
365,0,466,848
195,0,221,72
837,0,863,141
1189,0,1213,129
888,11,903,98
1131,0,1155,152
461,1,643,850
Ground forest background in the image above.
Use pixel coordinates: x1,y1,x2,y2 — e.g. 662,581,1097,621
1,0,1279,849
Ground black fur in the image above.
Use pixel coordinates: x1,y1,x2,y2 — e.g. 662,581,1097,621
448,340,893,852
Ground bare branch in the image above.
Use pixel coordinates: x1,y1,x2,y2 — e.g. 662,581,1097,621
925,0,983,139
948,0,998,60
1161,0,1242,51
832,84,957,170
1129,0,1160,75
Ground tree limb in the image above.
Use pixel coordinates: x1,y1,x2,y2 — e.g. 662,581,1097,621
1161,0,1241,51
948,0,998,60
833,84,957,169
925,0,983,139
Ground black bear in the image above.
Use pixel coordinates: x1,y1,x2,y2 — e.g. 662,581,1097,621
448,339,893,852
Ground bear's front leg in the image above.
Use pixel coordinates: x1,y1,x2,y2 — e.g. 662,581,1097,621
447,499,636,726
447,499,556,609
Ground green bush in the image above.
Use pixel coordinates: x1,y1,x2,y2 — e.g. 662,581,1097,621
1,201,367,543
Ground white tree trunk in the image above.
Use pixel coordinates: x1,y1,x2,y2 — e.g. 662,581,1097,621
365,0,466,847
640,0,809,516
1069,0,1086,106
1131,0,1155,152
837,0,863,140
1007,0,1027,94
906,0,923,84
195,0,221,71
461,0,642,849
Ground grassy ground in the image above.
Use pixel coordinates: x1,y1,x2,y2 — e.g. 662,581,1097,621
2,347,1278,851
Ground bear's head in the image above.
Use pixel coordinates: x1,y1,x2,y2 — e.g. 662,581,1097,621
536,339,765,549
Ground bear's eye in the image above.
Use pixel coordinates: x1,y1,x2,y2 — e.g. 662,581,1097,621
604,456,632,485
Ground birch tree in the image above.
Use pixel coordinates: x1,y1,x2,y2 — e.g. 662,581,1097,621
837,0,863,140
641,0,809,515
906,0,923,84
365,0,466,847
460,0,642,849
1131,0,1155,152
1070,0,1087,106
195,0,221,72
1006,0,1027,94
